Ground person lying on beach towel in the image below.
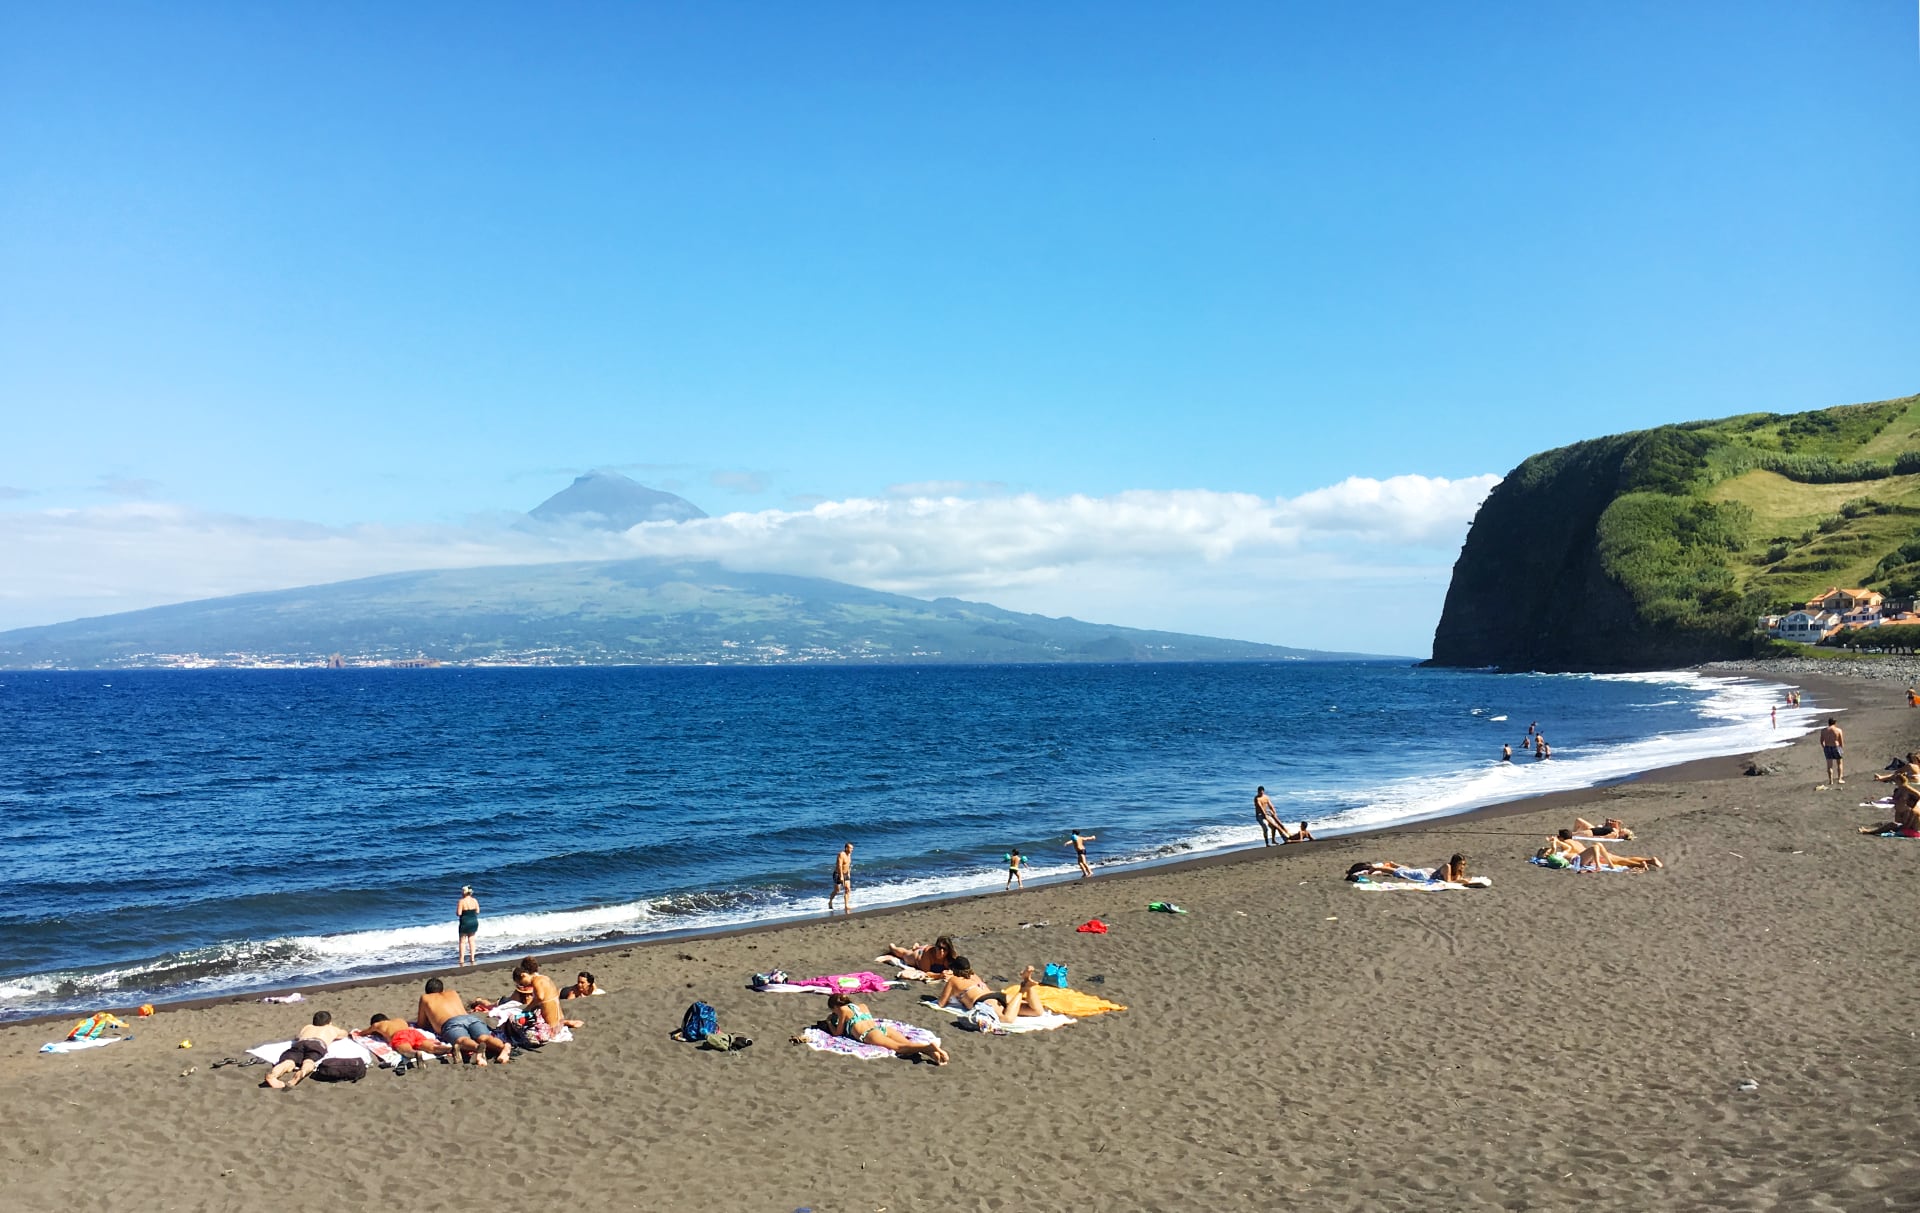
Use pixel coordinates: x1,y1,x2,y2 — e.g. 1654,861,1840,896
264,1011,352,1089
927,958,999,1012
799,993,950,1064
1003,975,1128,1017
559,972,602,999
1573,840,1662,871
928,964,1074,1032
354,1013,454,1062
1345,858,1458,883
416,977,512,1066
1573,816,1635,841
886,936,958,975
1537,831,1585,865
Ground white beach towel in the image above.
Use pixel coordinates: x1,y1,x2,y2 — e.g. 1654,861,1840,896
40,1036,126,1054
921,999,1075,1032
1350,877,1490,891
875,956,932,981
247,1037,395,1068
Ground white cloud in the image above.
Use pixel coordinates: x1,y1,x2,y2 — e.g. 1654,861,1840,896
0,474,1498,654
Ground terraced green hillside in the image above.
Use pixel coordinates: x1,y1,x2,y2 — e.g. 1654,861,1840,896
1430,391,1920,670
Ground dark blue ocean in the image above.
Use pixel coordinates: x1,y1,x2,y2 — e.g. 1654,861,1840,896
0,662,1809,1021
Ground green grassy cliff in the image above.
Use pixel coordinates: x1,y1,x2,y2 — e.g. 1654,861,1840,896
1430,391,1920,670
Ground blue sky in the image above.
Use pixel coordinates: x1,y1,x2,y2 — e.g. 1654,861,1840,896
2,3,1915,652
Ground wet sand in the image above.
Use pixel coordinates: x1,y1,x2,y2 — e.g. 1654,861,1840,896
4,670,1916,1212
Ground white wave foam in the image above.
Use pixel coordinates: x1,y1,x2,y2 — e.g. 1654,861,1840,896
1303,672,1803,835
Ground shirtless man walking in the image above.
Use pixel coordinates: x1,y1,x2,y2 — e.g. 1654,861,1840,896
1820,717,1846,785
1254,787,1283,847
828,842,854,915
415,977,510,1065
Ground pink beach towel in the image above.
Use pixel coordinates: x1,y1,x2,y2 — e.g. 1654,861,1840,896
792,971,895,994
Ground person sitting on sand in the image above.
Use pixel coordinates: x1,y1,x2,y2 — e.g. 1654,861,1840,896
1859,775,1920,836
1575,839,1663,872
559,971,599,999
1857,800,1920,837
264,1010,351,1089
355,1012,455,1062
514,957,583,1031
887,935,958,974
1573,816,1635,841
1279,819,1315,843
416,977,511,1065
811,992,950,1064
1874,753,1920,784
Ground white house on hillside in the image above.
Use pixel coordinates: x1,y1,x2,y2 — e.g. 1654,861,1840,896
1773,609,1841,643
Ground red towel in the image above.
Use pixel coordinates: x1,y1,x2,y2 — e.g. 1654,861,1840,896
1075,918,1108,934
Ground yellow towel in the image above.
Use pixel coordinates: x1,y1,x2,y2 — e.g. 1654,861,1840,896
1001,985,1127,1016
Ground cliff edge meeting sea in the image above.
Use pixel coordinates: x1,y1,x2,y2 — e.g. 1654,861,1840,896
0,659,1806,1022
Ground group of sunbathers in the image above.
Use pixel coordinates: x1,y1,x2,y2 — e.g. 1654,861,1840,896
1860,758,1920,836
1340,816,1664,882
1537,820,1662,871
263,959,595,1089
798,933,1080,1064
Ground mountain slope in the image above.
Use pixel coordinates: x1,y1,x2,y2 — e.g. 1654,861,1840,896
1430,391,1920,670
0,559,1389,668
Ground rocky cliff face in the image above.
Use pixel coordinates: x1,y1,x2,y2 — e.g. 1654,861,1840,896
1428,428,1751,671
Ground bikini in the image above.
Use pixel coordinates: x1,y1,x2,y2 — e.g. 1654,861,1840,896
839,1008,878,1041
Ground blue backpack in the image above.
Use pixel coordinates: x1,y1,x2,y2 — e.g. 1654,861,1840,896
1042,962,1069,989
679,1001,718,1042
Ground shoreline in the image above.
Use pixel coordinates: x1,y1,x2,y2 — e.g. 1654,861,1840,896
7,664,1914,1211
4,667,1839,1030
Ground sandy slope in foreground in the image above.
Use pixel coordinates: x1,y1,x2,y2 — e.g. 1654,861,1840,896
3,673,1916,1213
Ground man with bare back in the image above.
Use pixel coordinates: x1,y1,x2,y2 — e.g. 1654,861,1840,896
829,842,854,914
1254,787,1283,846
415,977,510,1065
1820,717,1846,785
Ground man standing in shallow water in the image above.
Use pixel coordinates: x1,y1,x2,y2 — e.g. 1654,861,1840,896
829,842,854,915
1068,831,1097,879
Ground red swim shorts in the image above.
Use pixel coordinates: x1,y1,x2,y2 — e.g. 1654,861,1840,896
388,1028,431,1051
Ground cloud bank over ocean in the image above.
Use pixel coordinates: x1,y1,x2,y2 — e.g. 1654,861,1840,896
0,474,1497,653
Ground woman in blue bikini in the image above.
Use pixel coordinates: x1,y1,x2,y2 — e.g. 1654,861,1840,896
823,992,950,1064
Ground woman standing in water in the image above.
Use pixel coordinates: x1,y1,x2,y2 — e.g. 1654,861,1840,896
456,885,480,967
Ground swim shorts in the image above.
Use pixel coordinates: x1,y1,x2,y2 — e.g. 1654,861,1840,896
437,1014,490,1043
278,1037,330,1067
387,1028,430,1051
1824,745,1843,760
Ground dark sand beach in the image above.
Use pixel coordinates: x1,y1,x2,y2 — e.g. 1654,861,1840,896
5,668,1917,1212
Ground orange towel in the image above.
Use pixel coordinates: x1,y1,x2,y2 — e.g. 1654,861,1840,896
1000,985,1127,1016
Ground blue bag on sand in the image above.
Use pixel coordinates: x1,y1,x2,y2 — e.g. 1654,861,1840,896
678,1001,718,1041
1042,962,1068,989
